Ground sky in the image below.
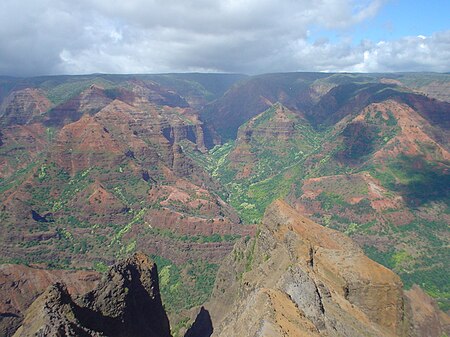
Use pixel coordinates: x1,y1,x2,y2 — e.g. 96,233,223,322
0,0,449,76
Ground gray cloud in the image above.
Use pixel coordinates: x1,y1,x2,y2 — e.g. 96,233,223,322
0,0,448,76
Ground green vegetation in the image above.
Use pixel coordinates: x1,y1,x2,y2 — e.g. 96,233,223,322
144,227,240,243
317,192,348,211
185,104,332,223
93,261,109,273
364,246,396,270
171,317,191,337
152,255,219,313
43,77,115,104
0,161,38,194
364,215,450,311
370,155,450,206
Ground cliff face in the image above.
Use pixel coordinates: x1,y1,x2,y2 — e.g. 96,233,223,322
227,102,311,180
206,200,449,337
44,85,112,127
0,123,48,178
0,89,52,126
13,252,172,337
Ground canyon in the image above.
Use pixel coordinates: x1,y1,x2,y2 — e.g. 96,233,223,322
0,72,449,335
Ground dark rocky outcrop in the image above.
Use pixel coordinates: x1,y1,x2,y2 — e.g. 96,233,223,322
184,307,213,337
13,253,172,337
0,264,100,337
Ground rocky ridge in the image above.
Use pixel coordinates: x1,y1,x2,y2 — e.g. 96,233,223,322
13,252,172,337
205,200,449,337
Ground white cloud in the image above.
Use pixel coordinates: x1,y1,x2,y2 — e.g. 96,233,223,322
0,0,448,76
354,31,450,72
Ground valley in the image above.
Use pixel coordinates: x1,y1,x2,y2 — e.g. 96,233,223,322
0,72,449,336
